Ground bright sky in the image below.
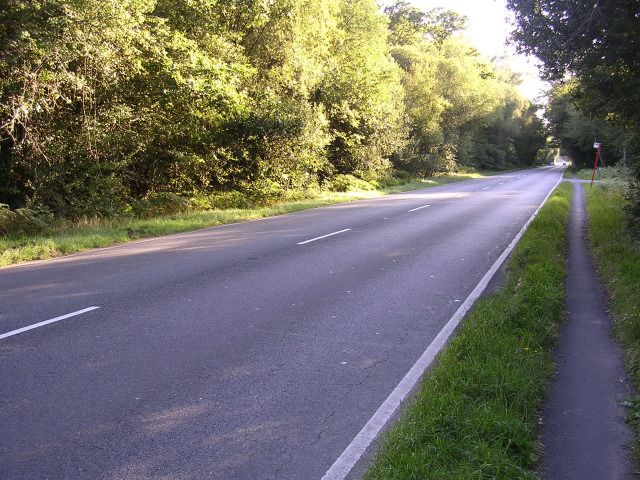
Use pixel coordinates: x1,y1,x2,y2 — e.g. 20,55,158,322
386,0,549,102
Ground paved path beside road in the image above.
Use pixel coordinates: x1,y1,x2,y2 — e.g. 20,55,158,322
541,180,635,480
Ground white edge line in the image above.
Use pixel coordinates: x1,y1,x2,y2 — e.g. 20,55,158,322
297,229,351,245
407,204,431,213
320,172,564,480
0,306,100,340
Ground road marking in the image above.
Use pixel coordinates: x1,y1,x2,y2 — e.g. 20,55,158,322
499,182,505,185
407,204,431,212
297,229,351,245
0,307,100,340
321,171,564,480
482,186,491,190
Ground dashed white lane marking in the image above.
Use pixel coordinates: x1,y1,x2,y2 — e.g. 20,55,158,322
0,307,100,340
407,204,431,212
320,170,564,480
499,182,505,185
482,186,491,190
297,229,351,245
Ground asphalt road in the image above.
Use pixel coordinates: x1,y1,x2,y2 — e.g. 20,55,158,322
1,167,563,480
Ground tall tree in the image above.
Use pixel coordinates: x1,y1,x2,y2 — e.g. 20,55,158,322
320,0,407,179
507,0,640,230
507,0,640,126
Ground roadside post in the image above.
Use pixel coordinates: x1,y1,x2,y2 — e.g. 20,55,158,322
590,142,601,187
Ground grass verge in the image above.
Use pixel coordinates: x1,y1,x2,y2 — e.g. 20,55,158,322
583,184,640,454
571,165,632,183
1,171,496,267
365,181,572,479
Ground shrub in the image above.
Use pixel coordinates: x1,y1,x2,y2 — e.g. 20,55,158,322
242,179,286,205
206,190,255,210
0,204,52,236
375,175,407,188
329,174,375,192
130,193,190,218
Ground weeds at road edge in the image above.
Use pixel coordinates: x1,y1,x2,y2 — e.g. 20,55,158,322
365,182,572,479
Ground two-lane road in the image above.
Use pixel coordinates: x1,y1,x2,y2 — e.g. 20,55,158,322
1,167,563,479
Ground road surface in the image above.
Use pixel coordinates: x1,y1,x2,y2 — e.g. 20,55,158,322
1,167,563,480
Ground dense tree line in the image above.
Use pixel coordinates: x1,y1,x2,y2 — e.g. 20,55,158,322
1,0,545,219
544,83,635,170
507,0,640,227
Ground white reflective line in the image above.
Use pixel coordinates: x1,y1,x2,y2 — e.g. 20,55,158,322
482,186,491,190
407,204,431,213
499,182,505,185
320,171,564,480
0,306,100,340
297,229,351,245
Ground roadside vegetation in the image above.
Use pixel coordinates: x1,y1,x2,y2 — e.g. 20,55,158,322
1,0,545,240
507,0,640,234
571,165,633,183
0,171,496,267
583,180,640,457
508,4,640,454
365,182,571,479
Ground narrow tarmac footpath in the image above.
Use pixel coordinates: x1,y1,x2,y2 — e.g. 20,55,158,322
541,180,635,480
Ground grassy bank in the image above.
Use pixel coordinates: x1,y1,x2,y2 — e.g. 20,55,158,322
0,171,494,267
365,181,572,479
584,184,640,450
572,165,633,182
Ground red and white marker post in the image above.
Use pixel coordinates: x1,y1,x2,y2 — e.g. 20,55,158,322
591,142,602,187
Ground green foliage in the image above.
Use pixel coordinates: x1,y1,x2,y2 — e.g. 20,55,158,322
385,1,466,46
385,2,545,176
204,191,255,210
329,174,374,192
130,192,191,218
573,166,633,182
0,0,545,221
320,0,407,179
507,0,640,128
508,0,640,227
545,84,633,169
0,203,52,236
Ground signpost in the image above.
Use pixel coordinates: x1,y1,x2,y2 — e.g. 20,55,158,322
591,142,602,187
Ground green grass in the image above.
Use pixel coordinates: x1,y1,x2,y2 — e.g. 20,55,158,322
365,182,572,480
0,171,495,267
572,165,633,182
583,184,640,453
